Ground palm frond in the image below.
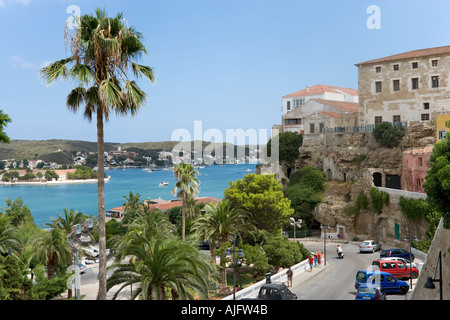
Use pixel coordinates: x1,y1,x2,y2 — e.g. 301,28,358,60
69,64,94,86
66,87,86,113
40,58,73,85
131,63,156,83
100,78,122,108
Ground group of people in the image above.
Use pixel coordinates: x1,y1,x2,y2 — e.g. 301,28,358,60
308,251,323,271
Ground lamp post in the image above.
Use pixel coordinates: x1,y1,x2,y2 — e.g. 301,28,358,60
424,250,443,300
403,224,418,289
289,217,302,242
225,234,244,300
320,218,330,266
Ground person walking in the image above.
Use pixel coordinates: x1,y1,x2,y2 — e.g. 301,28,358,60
308,255,314,272
314,252,318,267
317,252,322,267
286,267,293,287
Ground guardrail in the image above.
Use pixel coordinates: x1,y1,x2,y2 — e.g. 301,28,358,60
221,259,310,300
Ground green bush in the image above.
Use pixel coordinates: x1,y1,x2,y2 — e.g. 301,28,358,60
370,187,389,213
344,191,369,217
289,166,326,192
372,122,405,147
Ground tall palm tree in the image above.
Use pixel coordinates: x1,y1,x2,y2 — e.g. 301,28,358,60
172,163,199,240
0,219,22,257
40,8,155,299
44,208,87,232
192,199,256,290
27,228,71,279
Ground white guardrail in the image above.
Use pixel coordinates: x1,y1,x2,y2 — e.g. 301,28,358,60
222,259,311,300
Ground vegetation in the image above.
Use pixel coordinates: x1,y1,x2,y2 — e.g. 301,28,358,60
0,110,11,143
343,191,369,217
40,8,156,299
370,187,389,213
372,121,405,147
266,131,303,166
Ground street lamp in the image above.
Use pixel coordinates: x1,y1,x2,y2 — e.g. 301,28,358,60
424,250,443,300
225,234,244,300
320,221,330,266
403,224,418,289
289,217,302,242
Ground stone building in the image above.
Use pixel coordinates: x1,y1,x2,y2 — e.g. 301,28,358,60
355,45,450,127
402,146,433,193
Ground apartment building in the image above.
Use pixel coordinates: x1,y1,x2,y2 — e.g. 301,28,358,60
355,45,450,127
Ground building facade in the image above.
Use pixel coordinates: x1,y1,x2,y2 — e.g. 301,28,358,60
355,45,450,127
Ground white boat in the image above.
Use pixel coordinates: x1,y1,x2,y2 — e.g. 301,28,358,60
159,181,169,187
245,168,252,172
142,168,152,172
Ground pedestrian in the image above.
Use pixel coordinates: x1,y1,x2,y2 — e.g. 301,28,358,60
286,267,293,287
317,252,321,266
308,255,314,272
314,252,318,267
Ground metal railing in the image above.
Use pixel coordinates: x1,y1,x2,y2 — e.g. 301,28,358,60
324,121,407,134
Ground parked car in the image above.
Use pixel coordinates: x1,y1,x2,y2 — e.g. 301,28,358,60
79,263,87,274
355,270,409,294
372,259,419,279
359,240,382,253
257,283,297,300
380,248,414,262
379,257,418,269
355,284,386,300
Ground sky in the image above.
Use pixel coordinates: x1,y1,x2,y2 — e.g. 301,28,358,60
1,0,450,145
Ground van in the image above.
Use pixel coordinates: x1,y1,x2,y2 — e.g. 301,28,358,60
372,259,419,279
355,270,409,295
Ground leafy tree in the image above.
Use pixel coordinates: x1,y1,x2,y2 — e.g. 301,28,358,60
40,8,156,299
423,124,450,229
1,197,34,227
266,131,303,166
28,264,70,300
172,163,199,240
224,173,294,233
0,110,12,143
0,255,32,300
288,166,326,192
372,121,405,147
262,233,307,273
0,215,22,257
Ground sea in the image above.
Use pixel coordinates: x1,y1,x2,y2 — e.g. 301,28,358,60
0,164,257,227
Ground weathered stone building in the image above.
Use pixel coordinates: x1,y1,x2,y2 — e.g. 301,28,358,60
355,45,450,127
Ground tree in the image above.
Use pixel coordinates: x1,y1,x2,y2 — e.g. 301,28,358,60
423,123,450,229
0,110,12,143
172,163,199,240
192,200,256,290
224,173,294,233
1,197,34,227
266,131,303,166
40,8,155,299
372,121,405,147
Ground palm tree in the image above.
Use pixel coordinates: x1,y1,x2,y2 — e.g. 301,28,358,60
40,8,155,299
0,218,22,257
44,208,87,232
192,199,256,290
27,228,71,279
172,163,199,240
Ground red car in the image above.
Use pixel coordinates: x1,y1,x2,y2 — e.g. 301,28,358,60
372,259,419,279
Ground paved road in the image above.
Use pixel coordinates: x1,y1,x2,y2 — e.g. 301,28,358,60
293,241,414,300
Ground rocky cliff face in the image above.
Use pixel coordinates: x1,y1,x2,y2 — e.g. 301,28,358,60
294,121,435,243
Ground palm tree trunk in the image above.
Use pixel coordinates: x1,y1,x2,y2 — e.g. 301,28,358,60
181,200,186,241
96,109,107,300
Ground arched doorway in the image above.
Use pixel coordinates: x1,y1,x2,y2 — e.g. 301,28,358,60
373,172,382,187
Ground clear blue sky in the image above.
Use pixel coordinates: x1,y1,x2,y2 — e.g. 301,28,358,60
1,0,449,144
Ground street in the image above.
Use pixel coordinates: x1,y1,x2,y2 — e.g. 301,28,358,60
294,241,417,300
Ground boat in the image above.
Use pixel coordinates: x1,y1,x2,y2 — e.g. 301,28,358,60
142,168,152,173
245,168,252,172
159,181,169,187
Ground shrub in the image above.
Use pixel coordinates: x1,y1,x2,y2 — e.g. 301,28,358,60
370,187,389,213
372,122,405,147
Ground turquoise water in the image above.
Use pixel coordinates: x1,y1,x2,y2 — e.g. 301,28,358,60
0,164,256,227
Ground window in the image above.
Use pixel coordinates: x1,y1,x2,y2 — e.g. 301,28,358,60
393,64,399,71
412,62,418,69
412,78,419,90
418,157,423,166
432,76,440,88
423,102,430,110
293,99,304,108
319,123,324,133
393,115,401,123
421,113,430,121
310,123,315,134
432,59,438,67
284,118,301,125
375,116,383,125
375,81,382,93
393,79,400,91
286,101,290,111
376,66,381,73
439,130,446,140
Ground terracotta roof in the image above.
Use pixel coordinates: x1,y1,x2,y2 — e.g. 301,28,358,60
319,111,342,118
312,99,358,113
110,197,222,213
282,84,358,98
355,45,450,66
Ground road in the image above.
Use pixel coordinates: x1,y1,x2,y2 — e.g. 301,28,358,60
294,241,414,300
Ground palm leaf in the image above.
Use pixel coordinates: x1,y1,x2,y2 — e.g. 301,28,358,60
40,58,73,85
131,63,156,82
69,64,94,86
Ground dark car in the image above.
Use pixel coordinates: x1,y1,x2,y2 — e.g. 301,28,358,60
380,248,414,262
355,270,409,295
257,283,297,300
355,284,386,300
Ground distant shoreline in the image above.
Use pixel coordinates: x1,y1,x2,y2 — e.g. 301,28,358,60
0,176,111,186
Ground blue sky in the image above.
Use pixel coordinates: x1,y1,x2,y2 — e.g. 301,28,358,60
1,0,450,144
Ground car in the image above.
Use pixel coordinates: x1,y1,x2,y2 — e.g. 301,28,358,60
355,284,386,300
79,263,87,274
355,270,409,294
257,283,297,300
379,257,418,269
372,259,419,279
380,248,414,262
359,240,382,253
